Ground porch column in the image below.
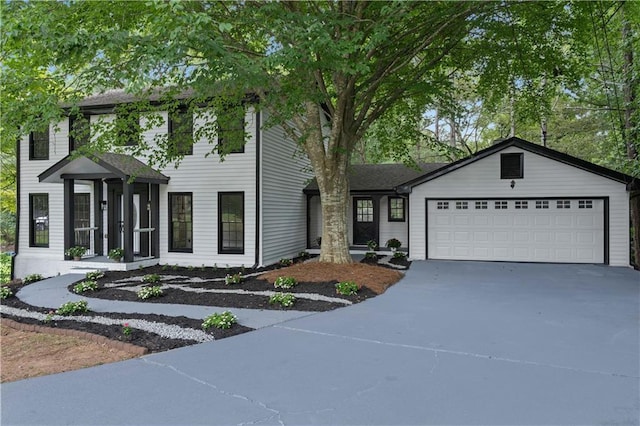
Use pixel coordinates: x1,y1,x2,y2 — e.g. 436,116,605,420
63,179,75,259
139,188,150,257
93,180,104,256
306,194,312,248
372,195,381,246
151,184,160,258
122,179,134,262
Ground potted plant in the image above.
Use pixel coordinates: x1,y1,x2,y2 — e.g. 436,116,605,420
65,246,87,261
366,240,378,252
108,248,124,262
386,238,402,252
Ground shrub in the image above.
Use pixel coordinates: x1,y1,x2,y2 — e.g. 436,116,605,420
386,238,402,249
85,270,105,280
225,273,242,285
279,258,293,266
0,285,13,300
364,252,378,260
366,240,378,251
392,251,407,260
142,273,161,284
108,247,125,260
269,293,296,307
273,276,297,289
0,253,12,284
202,311,237,330
23,274,43,284
73,280,98,294
335,281,359,296
298,251,310,259
56,300,89,315
65,246,87,258
137,285,164,299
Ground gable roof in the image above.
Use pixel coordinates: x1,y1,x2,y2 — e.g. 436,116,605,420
39,152,170,184
397,136,637,192
304,163,446,194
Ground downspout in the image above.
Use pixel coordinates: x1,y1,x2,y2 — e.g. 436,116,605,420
254,110,261,268
13,137,20,280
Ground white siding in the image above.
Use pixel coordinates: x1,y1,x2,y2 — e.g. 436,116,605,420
409,146,630,266
260,111,312,265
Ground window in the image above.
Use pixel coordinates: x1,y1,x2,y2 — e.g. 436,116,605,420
388,197,405,222
217,107,245,154
515,200,528,209
579,200,593,209
500,153,523,179
115,110,140,147
74,194,91,249
475,201,488,210
436,201,449,210
69,114,90,151
169,193,193,252
495,201,508,209
455,201,468,210
29,128,49,160
557,200,571,209
356,199,374,222
219,192,244,254
536,200,549,209
169,110,193,155
29,194,49,247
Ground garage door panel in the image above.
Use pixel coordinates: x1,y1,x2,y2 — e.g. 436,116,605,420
427,199,604,264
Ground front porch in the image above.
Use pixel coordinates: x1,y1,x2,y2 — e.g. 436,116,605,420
67,255,160,272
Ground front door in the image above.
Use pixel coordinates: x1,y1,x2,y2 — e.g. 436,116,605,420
107,183,150,257
353,197,377,245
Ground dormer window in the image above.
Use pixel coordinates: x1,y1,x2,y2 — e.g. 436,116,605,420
500,153,523,179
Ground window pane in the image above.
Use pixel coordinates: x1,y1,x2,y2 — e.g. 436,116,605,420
218,107,245,154
74,194,91,248
500,153,523,179
389,198,404,221
169,110,193,155
30,194,49,247
357,200,373,222
170,193,192,251
70,115,90,150
30,129,49,160
219,193,244,253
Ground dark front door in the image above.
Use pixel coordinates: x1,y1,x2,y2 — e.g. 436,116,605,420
353,197,377,245
107,182,150,257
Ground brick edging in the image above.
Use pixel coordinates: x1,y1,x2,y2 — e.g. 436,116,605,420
1,318,148,356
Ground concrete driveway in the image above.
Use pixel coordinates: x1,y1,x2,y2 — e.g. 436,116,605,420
2,261,638,425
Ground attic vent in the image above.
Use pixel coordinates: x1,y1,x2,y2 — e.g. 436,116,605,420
500,153,523,179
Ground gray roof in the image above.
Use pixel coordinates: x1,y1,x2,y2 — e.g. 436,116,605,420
304,163,447,193
67,88,195,109
94,153,170,183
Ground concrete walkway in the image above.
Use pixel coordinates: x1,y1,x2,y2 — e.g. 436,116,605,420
2,261,638,425
13,274,315,329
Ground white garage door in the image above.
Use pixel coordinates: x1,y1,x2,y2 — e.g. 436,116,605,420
427,199,605,263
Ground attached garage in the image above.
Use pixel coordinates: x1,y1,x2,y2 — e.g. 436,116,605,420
403,137,636,267
426,198,605,263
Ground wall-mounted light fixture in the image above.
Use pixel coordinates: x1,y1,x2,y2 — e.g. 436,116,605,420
510,180,516,189
100,200,108,211
146,201,151,211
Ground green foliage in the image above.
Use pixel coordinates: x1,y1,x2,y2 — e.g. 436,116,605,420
0,211,16,249
72,280,98,294
85,271,105,280
0,285,13,300
269,293,296,307
23,274,43,284
298,251,310,260
202,311,237,330
366,240,378,251
273,276,297,289
65,246,87,258
386,238,401,249
364,252,378,260
224,273,242,285
108,248,124,260
137,286,164,300
56,300,89,316
335,281,359,296
142,273,161,284
0,253,11,284
392,251,408,260
279,258,293,267
122,323,132,336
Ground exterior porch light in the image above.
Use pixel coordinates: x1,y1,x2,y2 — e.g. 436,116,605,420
510,180,516,189
100,200,107,210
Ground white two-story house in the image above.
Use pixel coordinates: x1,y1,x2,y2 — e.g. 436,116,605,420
15,90,312,277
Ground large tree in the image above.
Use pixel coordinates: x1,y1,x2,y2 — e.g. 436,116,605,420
2,0,589,263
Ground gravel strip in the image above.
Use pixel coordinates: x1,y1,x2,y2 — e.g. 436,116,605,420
0,305,214,343
377,256,408,270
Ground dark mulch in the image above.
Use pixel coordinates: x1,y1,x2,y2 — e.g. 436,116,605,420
1,297,252,353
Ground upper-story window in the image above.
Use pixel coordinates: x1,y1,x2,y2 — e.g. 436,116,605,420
29,128,49,160
69,114,90,151
115,110,141,147
217,107,245,154
500,153,523,179
169,110,194,155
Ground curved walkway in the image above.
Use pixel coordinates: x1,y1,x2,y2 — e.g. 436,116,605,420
13,274,315,329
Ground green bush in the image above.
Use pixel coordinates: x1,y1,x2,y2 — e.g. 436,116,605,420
137,286,164,299
0,285,13,300
56,300,89,315
85,271,105,280
335,281,359,296
73,280,98,294
142,273,161,283
202,311,237,330
279,258,293,266
273,276,297,289
224,273,242,285
269,293,296,307
392,251,407,260
23,274,43,284
0,253,11,284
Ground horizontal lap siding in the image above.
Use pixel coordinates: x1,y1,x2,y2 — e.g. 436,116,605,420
260,113,312,265
409,147,630,266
